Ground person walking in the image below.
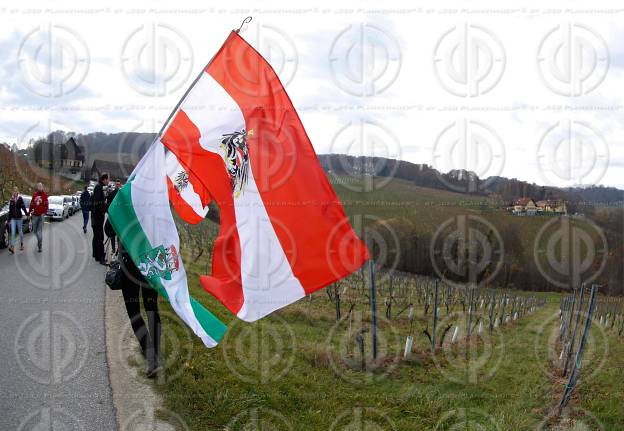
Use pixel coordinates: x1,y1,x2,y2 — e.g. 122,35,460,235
28,182,48,253
118,242,162,377
7,187,28,254
105,181,119,253
91,174,109,265
79,185,91,234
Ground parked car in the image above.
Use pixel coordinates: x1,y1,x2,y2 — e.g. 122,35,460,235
0,203,8,248
71,195,81,213
0,196,32,247
47,196,70,220
62,196,75,216
20,195,33,233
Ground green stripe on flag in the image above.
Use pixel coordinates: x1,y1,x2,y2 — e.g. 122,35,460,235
108,181,227,343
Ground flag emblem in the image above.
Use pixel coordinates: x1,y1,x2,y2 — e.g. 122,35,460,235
174,170,190,192
138,244,180,281
220,128,252,198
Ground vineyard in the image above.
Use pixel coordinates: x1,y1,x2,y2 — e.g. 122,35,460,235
154,216,624,430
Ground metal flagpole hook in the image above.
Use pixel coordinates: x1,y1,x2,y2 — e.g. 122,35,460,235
236,16,252,33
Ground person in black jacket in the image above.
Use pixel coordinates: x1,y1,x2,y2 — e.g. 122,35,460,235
79,186,91,234
8,186,28,254
118,242,162,378
91,174,109,265
105,181,121,253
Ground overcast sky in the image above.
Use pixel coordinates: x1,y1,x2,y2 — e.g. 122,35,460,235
1,0,623,189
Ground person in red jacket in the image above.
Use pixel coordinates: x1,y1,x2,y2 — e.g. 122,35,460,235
29,182,48,253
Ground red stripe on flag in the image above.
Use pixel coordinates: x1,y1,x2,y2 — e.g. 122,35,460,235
162,109,245,315
207,31,369,294
167,176,204,225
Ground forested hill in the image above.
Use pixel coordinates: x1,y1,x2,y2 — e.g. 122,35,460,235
318,154,624,205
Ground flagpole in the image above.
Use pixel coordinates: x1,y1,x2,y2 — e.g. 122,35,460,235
156,16,253,140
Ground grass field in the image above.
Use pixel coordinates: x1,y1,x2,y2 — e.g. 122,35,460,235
136,175,622,430
145,278,623,430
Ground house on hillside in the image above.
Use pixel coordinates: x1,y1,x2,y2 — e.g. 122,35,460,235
511,197,537,216
34,137,85,179
89,159,136,182
536,199,567,215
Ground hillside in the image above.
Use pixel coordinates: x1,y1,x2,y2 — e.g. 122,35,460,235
0,146,82,202
327,174,623,295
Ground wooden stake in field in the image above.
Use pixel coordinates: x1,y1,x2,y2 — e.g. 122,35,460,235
559,284,598,412
368,259,378,360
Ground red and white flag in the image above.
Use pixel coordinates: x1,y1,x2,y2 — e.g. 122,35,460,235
162,31,369,322
166,150,210,225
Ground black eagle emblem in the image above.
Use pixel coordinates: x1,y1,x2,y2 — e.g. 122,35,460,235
174,170,189,192
221,128,252,197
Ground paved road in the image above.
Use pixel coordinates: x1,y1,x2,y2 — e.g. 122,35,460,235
0,214,116,430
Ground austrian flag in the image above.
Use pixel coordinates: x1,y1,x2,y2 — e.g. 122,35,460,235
162,30,370,322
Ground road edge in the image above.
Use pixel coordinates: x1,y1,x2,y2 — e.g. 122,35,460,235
105,285,175,430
